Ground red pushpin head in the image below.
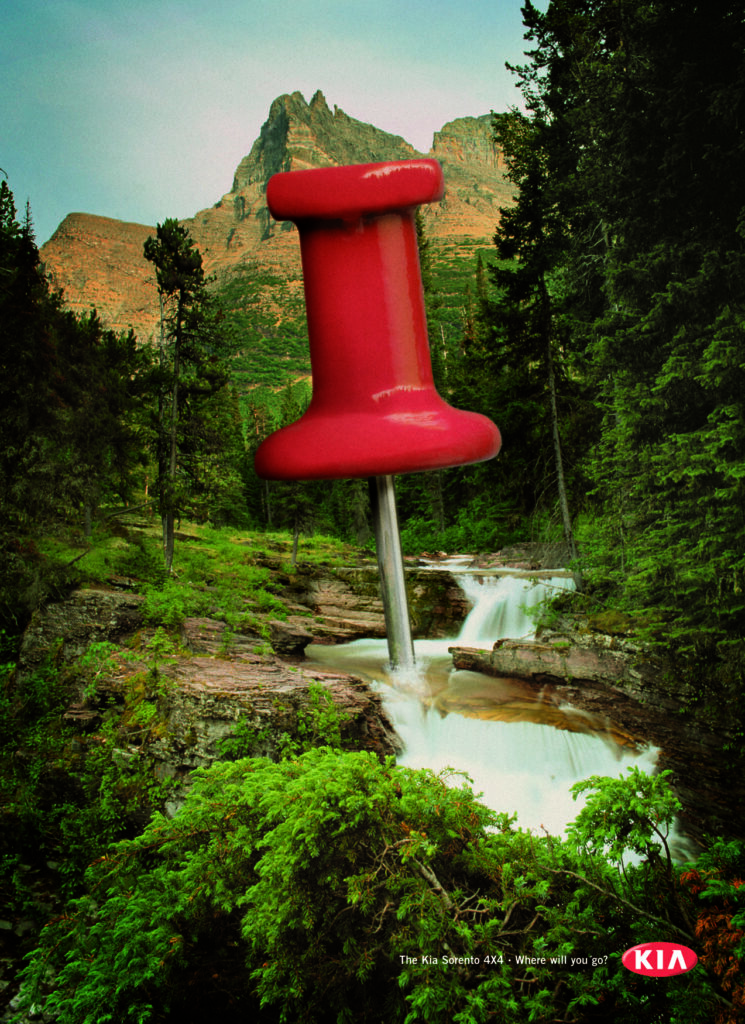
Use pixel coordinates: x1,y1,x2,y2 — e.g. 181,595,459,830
254,159,500,480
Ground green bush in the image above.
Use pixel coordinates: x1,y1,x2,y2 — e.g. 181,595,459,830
399,500,517,555
142,578,194,627
139,531,288,631
216,680,349,761
20,756,728,1024
0,650,176,902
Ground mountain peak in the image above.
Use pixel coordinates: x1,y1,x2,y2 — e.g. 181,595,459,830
309,88,329,110
41,92,513,341
432,114,504,169
232,90,418,193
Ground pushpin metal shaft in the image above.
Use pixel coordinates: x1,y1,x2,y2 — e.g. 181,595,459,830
369,475,415,671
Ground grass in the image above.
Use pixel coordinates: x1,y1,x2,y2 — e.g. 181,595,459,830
36,519,364,634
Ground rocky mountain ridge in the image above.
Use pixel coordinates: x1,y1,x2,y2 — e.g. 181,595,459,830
40,90,513,342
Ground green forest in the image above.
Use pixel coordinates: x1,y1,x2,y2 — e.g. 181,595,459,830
2,1,745,1021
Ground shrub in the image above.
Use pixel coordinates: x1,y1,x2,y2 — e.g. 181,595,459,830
0,649,175,902
216,680,349,761
141,579,194,627
20,756,728,1024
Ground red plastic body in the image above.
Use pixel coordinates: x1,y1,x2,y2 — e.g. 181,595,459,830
254,159,501,480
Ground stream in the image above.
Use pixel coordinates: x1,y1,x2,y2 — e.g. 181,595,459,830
308,564,659,836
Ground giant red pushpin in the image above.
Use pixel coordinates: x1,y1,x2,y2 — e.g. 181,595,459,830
255,159,501,669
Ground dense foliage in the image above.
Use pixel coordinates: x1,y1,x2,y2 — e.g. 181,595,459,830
3,2,745,1019
491,0,745,653
17,751,745,1023
0,182,148,636
0,526,350,909
0,192,250,638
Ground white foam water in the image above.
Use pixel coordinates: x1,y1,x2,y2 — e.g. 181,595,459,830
307,566,662,838
382,684,658,835
455,572,575,646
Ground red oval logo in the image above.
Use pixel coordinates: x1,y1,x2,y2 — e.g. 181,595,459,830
622,942,698,977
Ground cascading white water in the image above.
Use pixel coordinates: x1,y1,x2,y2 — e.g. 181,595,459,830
455,571,575,646
307,565,659,836
385,698,638,835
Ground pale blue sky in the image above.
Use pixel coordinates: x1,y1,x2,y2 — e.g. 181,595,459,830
3,0,534,244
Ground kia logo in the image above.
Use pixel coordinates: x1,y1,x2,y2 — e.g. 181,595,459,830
622,941,698,977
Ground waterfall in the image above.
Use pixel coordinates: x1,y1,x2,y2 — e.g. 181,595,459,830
454,571,575,646
307,564,659,837
385,698,648,836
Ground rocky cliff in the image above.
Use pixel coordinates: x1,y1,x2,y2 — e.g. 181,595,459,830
41,214,161,341
40,91,513,341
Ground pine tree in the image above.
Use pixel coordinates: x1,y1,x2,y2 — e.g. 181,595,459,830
144,220,238,569
489,104,593,564
0,180,62,525
0,182,150,631
499,0,745,645
53,311,147,536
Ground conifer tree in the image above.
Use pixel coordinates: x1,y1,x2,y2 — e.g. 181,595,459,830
489,106,591,564
0,180,62,525
501,0,745,647
144,220,238,569
0,181,149,630
54,311,146,535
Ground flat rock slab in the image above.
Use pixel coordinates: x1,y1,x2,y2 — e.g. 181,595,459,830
277,566,470,641
142,649,399,771
17,588,144,676
450,637,662,703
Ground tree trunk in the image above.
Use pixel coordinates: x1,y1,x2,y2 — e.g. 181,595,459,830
547,353,578,563
264,479,273,528
540,279,580,576
163,512,175,573
162,295,182,574
155,292,173,571
426,470,446,536
163,339,179,573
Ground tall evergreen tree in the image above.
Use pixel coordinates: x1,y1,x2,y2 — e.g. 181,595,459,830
0,180,63,526
1,183,148,537
508,0,745,647
0,182,149,631
54,311,146,536
144,219,241,569
489,103,594,562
